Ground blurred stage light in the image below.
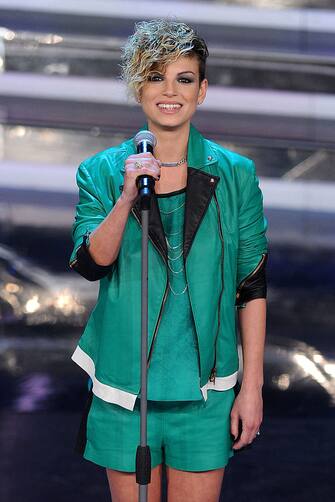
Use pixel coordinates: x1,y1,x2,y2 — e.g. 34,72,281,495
24,295,41,314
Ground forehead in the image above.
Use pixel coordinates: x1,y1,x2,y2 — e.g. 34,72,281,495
156,55,199,74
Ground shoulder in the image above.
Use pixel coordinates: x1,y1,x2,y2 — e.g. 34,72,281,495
204,137,256,183
78,136,134,182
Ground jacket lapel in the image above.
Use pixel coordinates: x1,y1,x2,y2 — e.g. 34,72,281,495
129,123,220,263
184,168,220,260
132,194,168,263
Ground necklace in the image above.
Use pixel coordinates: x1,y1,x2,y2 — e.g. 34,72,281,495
165,236,182,250
169,283,188,295
166,240,182,250
168,249,183,261
165,229,182,236
159,201,185,215
167,261,184,274
160,156,187,167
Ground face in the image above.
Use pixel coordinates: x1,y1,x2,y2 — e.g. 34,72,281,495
138,55,208,131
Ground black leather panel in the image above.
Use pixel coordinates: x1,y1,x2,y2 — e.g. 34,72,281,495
70,233,114,281
235,253,268,307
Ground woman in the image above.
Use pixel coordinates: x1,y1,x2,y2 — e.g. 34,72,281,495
69,19,268,502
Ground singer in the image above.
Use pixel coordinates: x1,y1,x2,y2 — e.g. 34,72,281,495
69,19,268,502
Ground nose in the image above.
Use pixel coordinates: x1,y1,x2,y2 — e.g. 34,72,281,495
162,79,177,96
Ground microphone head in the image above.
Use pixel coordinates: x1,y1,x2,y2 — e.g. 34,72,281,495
133,130,157,149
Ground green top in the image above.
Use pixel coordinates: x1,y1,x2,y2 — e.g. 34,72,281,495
147,187,203,401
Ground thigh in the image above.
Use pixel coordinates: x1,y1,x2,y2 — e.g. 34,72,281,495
163,389,235,472
106,463,163,502
166,466,225,502
82,395,164,471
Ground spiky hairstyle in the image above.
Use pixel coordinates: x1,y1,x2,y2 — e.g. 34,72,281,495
120,19,209,99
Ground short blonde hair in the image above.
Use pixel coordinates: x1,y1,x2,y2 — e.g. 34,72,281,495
120,19,209,99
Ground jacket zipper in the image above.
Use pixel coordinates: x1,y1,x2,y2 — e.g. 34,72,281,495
146,279,169,368
131,208,169,369
183,262,201,378
69,230,90,269
210,192,225,384
235,252,267,302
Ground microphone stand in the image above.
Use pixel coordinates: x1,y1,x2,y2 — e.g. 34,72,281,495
135,174,155,502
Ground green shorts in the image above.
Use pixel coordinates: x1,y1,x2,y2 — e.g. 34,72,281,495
75,387,236,472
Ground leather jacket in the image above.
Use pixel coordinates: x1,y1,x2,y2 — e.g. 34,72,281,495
69,123,268,410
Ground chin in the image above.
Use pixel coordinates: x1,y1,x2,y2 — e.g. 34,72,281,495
152,116,190,130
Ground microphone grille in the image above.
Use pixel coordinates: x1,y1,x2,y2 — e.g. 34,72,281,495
133,130,157,148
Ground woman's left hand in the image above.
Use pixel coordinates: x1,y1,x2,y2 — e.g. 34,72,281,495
230,385,263,450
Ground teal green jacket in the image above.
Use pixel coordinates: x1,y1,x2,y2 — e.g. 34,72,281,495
69,124,268,410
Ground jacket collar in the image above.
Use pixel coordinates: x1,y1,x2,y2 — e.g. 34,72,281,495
129,123,220,262
124,122,217,169
187,123,217,169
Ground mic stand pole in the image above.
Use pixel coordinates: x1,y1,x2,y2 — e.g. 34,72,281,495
135,175,155,502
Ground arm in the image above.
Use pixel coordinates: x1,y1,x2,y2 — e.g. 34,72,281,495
238,298,266,392
69,161,133,280
230,159,268,449
87,193,133,266
69,153,161,280
231,298,266,450
69,192,134,281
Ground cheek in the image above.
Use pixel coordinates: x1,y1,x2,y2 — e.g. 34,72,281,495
185,87,201,103
139,88,155,105
186,95,200,110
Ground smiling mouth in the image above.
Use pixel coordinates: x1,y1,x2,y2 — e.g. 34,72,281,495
157,103,182,110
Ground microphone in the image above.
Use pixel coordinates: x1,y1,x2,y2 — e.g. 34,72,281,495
133,131,157,207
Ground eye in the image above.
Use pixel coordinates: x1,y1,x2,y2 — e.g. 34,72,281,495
178,77,193,84
148,74,163,82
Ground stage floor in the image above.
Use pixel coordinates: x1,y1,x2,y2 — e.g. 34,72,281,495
0,244,334,501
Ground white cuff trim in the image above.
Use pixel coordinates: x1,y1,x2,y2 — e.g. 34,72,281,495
200,371,238,401
71,345,138,411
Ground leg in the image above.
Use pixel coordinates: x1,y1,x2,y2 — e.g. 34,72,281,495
106,463,162,502
162,391,235,502
166,466,225,502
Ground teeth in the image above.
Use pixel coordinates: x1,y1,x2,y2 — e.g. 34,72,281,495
158,104,181,109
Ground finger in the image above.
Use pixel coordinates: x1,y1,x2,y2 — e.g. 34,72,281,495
139,167,160,180
124,156,153,166
127,152,155,162
125,163,159,175
232,426,252,450
230,413,239,441
138,163,161,173
127,166,160,180
135,152,155,158
127,160,161,172
125,159,152,168
127,170,159,180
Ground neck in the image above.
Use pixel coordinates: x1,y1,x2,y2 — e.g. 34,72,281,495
148,121,190,163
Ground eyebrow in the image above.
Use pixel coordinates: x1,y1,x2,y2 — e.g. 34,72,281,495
152,71,196,76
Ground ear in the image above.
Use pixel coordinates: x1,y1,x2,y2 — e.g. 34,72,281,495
197,78,208,105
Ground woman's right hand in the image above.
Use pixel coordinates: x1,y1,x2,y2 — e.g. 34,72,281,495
121,152,161,204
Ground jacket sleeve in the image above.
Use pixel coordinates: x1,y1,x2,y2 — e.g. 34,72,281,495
235,159,268,307
69,162,115,281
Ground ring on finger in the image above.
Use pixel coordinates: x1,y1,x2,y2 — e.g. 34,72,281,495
135,161,144,169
